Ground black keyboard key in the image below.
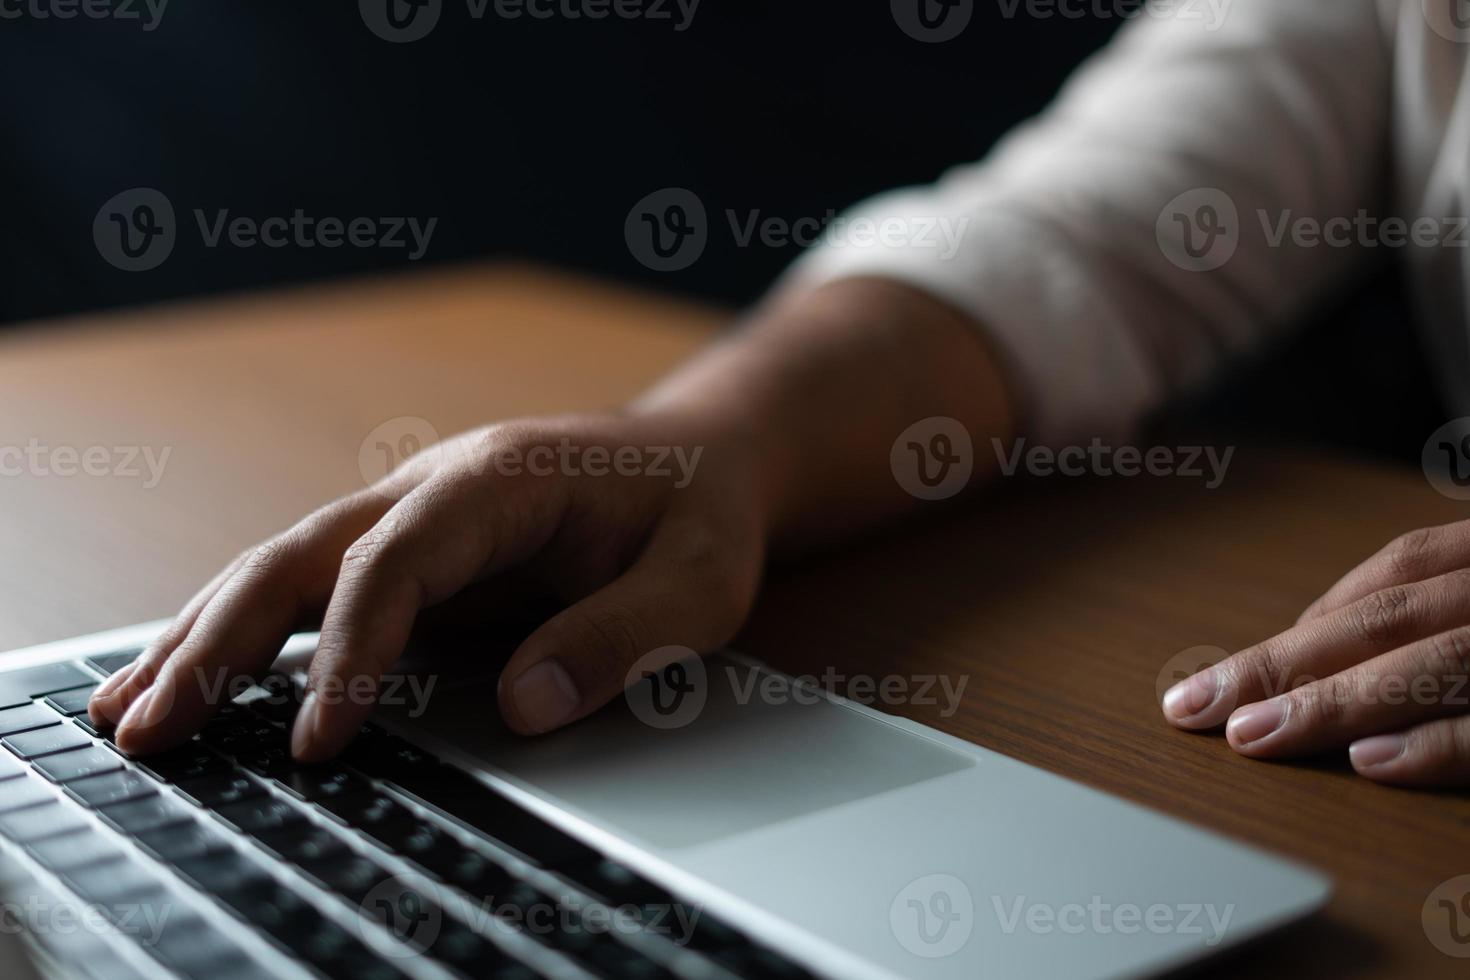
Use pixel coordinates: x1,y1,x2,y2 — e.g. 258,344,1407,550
85,650,141,677
71,715,106,738
0,801,87,842
146,913,256,980
285,915,410,980
4,724,91,759
319,793,415,835
245,674,304,725
135,821,226,863
0,663,95,708
276,766,368,803
175,771,267,808
0,703,61,737
99,794,193,834
425,920,519,974
43,685,99,716
0,780,55,813
298,852,390,905
418,844,512,897
711,946,814,979
135,742,230,782
33,745,125,783
367,759,597,869
27,829,125,870
66,769,157,808
384,819,474,874
64,859,161,906
253,823,349,866
173,850,271,894
213,796,303,835
561,857,674,908
204,719,289,756
579,937,679,979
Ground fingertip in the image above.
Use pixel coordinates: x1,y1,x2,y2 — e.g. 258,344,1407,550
498,659,580,735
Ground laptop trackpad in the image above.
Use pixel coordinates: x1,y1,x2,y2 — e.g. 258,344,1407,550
402,652,973,849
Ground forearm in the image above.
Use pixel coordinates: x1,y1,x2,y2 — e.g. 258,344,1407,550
631,277,1016,550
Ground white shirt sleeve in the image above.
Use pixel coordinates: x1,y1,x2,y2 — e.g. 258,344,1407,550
791,0,1390,443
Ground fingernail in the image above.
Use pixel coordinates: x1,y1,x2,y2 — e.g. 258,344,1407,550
510,660,579,734
1227,699,1288,747
116,686,158,738
1350,734,1406,770
92,661,139,703
1163,670,1221,723
291,692,321,759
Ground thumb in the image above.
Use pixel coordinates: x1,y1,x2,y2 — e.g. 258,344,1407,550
497,521,758,734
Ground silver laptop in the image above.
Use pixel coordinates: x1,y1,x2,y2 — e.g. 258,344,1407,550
0,621,1328,980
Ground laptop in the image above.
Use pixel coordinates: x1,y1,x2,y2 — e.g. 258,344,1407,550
0,620,1329,980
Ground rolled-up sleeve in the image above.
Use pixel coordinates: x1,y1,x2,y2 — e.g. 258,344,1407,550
792,0,1390,443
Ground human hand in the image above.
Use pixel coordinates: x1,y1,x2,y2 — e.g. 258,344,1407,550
89,414,767,761
1163,522,1470,786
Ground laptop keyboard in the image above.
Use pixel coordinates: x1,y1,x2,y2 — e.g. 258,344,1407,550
0,649,814,980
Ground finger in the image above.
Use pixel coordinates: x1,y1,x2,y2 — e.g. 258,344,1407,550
89,552,250,726
1163,570,1470,729
112,492,391,755
1296,523,1470,624
1349,715,1470,787
497,514,760,735
1224,625,1470,758
291,469,569,762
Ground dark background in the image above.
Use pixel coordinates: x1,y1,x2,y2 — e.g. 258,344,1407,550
0,1,1444,459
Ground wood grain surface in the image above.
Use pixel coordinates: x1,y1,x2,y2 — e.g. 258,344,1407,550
1,262,1466,977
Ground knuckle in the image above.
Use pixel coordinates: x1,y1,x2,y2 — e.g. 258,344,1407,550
1298,676,1353,728
575,601,653,683
1349,585,1414,646
1232,639,1291,696
241,538,291,576
1381,527,1437,580
1425,628,1470,685
340,525,402,576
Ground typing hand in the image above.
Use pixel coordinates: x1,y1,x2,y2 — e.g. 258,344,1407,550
1163,521,1470,787
87,416,766,761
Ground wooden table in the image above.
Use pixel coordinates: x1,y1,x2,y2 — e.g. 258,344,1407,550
1,263,1466,978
